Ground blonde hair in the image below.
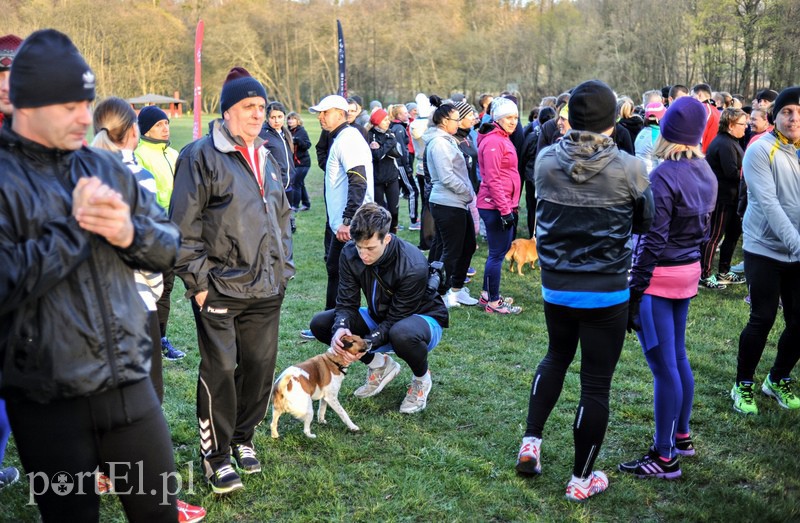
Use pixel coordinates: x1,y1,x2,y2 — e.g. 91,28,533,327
388,103,406,121
653,135,705,161
617,97,635,119
91,97,137,152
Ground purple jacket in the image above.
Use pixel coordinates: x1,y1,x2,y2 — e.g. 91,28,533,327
630,157,717,293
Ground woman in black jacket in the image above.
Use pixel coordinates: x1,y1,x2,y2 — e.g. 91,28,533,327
288,111,312,211
368,108,402,233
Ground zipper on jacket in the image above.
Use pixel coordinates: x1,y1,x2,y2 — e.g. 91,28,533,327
54,156,120,387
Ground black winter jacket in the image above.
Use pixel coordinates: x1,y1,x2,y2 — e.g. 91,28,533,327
333,235,448,349
368,127,402,185
0,126,180,402
535,130,654,293
290,125,311,168
170,119,295,300
705,132,743,205
259,125,295,190
389,121,412,175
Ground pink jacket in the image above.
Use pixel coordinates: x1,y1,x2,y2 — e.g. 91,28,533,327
476,124,521,215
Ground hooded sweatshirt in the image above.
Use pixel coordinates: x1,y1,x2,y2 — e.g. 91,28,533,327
535,130,654,307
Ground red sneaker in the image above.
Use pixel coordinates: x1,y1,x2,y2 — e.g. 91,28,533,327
177,499,206,523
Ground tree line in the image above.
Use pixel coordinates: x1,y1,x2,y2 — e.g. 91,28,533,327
6,0,798,113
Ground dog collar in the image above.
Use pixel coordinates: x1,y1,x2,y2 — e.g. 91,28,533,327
335,362,349,374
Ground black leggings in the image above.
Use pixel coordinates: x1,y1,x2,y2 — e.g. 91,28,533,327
523,301,627,478
700,202,741,277
7,380,178,522
374,179,400,233
430,203,476,291
156,271,175,338
737,251,800,382
309,308,431,376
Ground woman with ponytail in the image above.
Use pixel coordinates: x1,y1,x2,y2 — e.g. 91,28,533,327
422,95,478,308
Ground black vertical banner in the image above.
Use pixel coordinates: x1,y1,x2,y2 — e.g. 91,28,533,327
337,20,347,98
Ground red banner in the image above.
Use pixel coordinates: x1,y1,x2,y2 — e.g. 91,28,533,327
192,20,204,140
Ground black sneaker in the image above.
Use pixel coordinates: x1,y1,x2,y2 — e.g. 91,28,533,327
232,444,261,474
0,467,19,490
618,448,681,479
208,464,243,495
675,435,695,456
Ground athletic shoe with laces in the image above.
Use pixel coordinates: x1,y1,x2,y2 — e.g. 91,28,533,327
408,222,421,231
675,435,695,457
731,381,759,415
208,464,243,495
466,267,477,277
699,275,727,290
479,294,514,306
485,302,522,315
716,271,746,285
444,291,461,309
565,471,608,502
354,356,401,398
0,467,19,490
515,436,542,476
762,375,800,409
399,372,432,414
618,448,681,479
162,337,186,360
177,500,206,523
449,288,478,306
232,444,262,474
299,329,315,340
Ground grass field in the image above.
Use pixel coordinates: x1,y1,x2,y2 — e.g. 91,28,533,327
1,114,798,522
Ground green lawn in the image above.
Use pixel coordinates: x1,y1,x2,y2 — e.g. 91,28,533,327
1,115,798,522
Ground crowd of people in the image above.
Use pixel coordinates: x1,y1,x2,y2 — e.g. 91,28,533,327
0,27,798,522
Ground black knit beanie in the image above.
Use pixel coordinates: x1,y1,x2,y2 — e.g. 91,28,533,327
138,106,169,136
219,67,267,114
9,29,95,109
567,80,617,134
772,87,800,118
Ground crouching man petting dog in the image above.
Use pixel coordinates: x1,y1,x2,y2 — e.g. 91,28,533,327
170,67,294,495
310,203,449,414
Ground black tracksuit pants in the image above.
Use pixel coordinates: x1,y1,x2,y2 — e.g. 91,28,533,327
7,379,178,522
192,287,283,475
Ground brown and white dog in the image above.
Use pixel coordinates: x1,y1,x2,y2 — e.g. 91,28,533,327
270,334,369,439
505,237,539,275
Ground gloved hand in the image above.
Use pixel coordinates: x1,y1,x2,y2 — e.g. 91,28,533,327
500,213,515,230
627,289,644,333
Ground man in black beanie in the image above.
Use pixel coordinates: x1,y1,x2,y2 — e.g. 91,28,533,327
170,66,294,495
516,79,653,502
0,29,181,521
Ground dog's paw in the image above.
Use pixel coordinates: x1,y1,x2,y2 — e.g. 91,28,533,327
304,432,317,439
318,418,327,425
271,432,280,439
348,425,360,432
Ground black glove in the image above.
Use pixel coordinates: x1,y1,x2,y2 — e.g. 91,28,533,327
627,289,644,333
500,213,515,230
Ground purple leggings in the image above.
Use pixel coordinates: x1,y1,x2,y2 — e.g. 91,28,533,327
637,294,694,458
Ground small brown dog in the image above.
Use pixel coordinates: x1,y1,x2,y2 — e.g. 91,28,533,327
505,237,539,275
270,334,369,439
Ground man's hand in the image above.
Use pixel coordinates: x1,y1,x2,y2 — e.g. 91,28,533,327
330,327,365,364
195,290,209,308
336,224,351,243
73,177,134,248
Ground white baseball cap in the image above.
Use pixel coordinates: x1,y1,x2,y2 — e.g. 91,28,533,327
308,95,349,113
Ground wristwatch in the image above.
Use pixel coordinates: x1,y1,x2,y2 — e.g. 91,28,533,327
341,217,352,226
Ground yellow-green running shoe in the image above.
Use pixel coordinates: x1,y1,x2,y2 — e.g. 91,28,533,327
762,376,800,410
731,381,758,415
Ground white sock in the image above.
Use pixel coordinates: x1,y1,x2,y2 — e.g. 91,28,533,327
414,370,431,383
367,352,386,369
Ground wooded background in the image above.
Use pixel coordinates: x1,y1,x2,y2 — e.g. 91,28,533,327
5,0,799,112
